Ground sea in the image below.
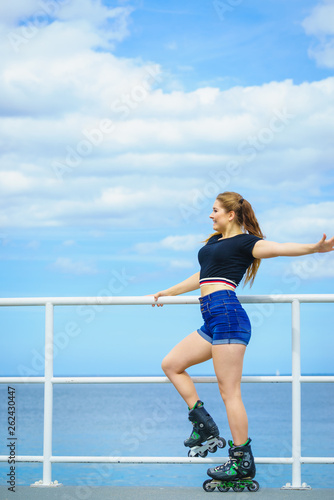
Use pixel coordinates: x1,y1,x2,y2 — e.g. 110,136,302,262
0,381,333,490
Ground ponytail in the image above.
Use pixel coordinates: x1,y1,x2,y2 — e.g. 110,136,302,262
205,192,264,287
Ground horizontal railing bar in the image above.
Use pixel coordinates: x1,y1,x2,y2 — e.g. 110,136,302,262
50,456,295,465
0,294,333,307
300,376,334,383
0,296,200,306
0,377,45,384
301,457,334,464
51,376,170,384
50,375,294,384
1,455,333,464
0,456,44,463
0,455,292,465
1,375,333,384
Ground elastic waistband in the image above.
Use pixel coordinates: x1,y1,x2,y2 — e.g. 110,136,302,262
199,277,237,289
199,289,237,303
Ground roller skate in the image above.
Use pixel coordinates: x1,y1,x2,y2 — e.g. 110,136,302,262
203,438,259,492
184,400,226,458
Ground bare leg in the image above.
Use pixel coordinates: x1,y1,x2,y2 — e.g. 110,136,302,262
161,331,212,408
212,344,248,446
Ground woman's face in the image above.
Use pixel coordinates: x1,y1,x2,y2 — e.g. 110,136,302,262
209,200,231,232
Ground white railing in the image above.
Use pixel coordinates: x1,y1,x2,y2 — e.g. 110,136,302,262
0,294,334,490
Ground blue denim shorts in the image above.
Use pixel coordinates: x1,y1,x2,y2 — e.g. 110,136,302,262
197,289,251,346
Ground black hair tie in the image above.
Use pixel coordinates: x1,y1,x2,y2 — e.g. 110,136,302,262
240,198,244,205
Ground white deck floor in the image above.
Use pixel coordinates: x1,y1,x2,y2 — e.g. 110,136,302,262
1,486,334,500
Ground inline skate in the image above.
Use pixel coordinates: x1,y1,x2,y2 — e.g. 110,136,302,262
203,438,259,492
184,400,226,458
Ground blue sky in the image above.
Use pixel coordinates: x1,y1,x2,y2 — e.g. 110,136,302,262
0,0,333,377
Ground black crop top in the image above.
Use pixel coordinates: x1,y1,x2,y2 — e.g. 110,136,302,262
198,233,262,289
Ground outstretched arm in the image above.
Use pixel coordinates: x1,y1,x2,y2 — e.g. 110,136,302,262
253,234,334,259
151,272,200,306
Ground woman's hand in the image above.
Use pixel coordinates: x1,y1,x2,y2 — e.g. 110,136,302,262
148,291,169,307
314,234,334,254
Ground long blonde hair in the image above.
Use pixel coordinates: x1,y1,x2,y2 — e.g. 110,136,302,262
206,192,264,287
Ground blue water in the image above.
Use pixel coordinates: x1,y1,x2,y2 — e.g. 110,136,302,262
0,382,333,488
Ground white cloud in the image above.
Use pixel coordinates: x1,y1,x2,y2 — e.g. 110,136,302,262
0,0,41,25
0,34,156,118
2,0,133,50
260,202,334,243
270,250,334,286
50,257,98,275
0,78,333,231
0,0,333,243
161,235,205,251
302,0,334,36
288,252,334,280
302,0,334,68
134,234,205,254
170,259,194,269
0,171,34,193
58,0,132,38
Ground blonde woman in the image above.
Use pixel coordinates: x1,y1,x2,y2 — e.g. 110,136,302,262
152,192,333,491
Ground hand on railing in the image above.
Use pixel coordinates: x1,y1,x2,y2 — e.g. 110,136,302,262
147,291,168,307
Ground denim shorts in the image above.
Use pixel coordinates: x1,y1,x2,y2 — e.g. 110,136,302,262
197,289,251,346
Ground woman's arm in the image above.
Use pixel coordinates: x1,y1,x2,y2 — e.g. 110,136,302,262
152,272,200,306
253,234,334,259
155,272,200,297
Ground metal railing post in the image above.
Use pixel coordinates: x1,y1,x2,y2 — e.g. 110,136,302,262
282,299,310,490
42,302,54,485
291,299,301,488
31,302,61,488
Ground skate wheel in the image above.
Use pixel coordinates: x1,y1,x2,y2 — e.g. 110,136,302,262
203,479,216,492
218,484,230,492
198,449,208,458
208,445,217,453
247,480,259,492
217,437,226,449
232,484,244,492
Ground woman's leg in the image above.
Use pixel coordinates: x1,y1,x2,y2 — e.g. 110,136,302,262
212,344,248,445
161,331,212,408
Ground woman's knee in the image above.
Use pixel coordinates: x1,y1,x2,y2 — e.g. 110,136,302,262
161,354,173,375
161,354,181,376
218,383,242,404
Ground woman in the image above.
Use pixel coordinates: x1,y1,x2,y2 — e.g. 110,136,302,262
152,191,333,487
